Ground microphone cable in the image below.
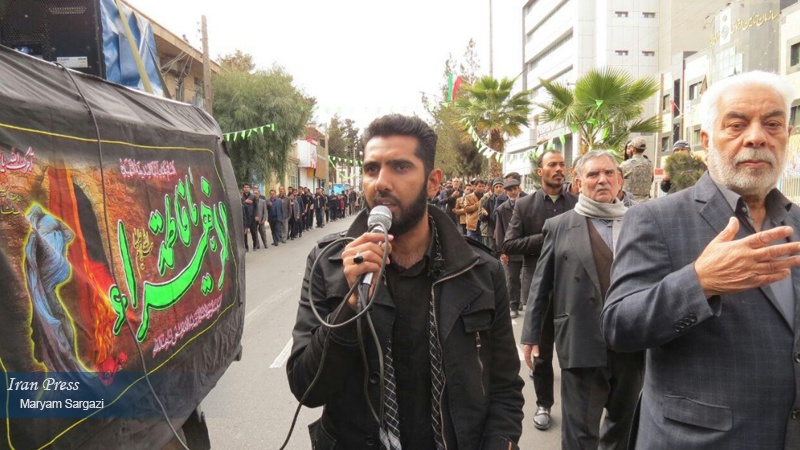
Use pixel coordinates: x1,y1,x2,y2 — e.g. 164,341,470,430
279,224,390,449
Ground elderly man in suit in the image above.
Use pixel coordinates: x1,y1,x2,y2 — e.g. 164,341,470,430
602,70,800,449
523,150,644,449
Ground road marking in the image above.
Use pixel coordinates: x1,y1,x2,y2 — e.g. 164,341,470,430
270,339,293,369
244,286,293,328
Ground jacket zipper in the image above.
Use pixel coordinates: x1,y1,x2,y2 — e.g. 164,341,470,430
430,261,478,450
474,332,485,398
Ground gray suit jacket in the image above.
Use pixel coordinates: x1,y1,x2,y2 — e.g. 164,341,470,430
254,195,268,222
281,196,291,221
602,173,800,449
521,210,609,369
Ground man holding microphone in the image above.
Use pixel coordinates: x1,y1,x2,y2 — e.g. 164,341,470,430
287,115,523,450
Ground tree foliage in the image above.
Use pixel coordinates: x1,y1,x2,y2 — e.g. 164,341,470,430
537,67,660,155
218,50,255,73
454,76,531,177
664,151,707,192
326,115,361,159
422,39,484,179
213,57,314,185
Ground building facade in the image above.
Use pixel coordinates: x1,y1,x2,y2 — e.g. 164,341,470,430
514,0,784,195
519,0,665,169
295,125,329,191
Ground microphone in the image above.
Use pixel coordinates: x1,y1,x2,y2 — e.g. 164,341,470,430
360,206,392,289
367,205,392,234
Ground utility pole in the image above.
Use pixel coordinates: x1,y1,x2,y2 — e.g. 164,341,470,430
489,0,494,77
324,128,330,190
201,15,213,115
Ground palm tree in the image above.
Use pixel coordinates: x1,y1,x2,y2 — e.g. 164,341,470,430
537,68,660,156
454,76,531,177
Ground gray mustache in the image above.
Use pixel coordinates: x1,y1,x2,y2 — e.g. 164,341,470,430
733,148,776,166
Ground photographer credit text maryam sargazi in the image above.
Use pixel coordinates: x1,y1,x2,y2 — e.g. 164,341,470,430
9,376,105,412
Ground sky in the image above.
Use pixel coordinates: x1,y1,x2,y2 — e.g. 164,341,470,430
126,0,523,130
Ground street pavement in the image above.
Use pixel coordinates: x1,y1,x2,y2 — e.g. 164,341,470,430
202,214,563,449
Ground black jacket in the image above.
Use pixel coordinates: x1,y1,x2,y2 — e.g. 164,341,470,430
501,187,577,267
493,199,523,263
287,206,524,450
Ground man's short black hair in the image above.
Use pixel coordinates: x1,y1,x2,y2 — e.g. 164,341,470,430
363,114,437,174
535,150,563,168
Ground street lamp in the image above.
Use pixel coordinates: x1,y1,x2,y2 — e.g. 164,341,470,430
489,0,494,77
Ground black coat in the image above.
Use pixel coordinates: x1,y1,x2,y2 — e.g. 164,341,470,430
287,206,524,450
494,199,523,262
241,193,255,227
501,188,577,268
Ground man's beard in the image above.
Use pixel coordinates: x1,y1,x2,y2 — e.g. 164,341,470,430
706,144,786,198
371,184,429,237
544,175,564,189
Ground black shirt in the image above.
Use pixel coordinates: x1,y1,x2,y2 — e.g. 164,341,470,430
386,239,436,450
543,192,568,219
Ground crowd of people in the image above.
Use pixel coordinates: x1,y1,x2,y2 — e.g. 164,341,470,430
286,70,800,450
240,185,362,251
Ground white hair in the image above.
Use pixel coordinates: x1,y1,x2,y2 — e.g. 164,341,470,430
700,71,795,139
574,150,618,178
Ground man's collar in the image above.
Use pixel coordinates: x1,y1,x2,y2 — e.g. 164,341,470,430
537,186,567,198
709,175,791,222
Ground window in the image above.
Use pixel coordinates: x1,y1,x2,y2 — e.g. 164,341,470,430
528,31,574,71
692,128,701,146
661,136,670,154
642,51,655,57
688,82,702,100
193,77,204,107
643,12,656,18
791,43,800,67
615,50,629,56
791,105,800,130
176,78,185,102
662,94,671,113
529,1,569,34
524,1,539,16
615,11,628,18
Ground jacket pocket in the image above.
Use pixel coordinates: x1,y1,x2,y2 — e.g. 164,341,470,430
308,418,338,450
462,309,493,333
662,395,732,431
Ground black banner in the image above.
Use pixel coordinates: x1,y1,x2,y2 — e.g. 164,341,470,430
0,45,245,449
